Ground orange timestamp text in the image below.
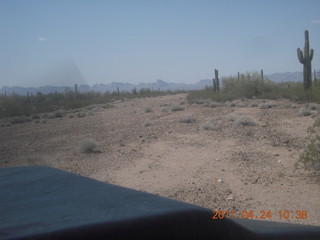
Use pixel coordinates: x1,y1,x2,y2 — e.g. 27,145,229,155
212,210,308,220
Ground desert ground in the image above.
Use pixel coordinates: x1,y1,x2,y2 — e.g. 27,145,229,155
0,93,319,226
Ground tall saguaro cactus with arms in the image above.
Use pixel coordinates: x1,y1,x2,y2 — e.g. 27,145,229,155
297,30,314,90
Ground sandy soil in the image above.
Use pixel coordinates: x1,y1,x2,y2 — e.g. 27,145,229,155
1,93,319,226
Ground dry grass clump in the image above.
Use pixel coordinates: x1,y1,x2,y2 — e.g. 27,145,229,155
306,103,320,110
225,101,236,107
203,101,220,108
31,114,41,120
193,99,208,105
143,120,152,127
227,114,237,122
144,107,152,113
250,102,258,107
46,110,65,119
170,105,185,112
79,138,98,153
10,116,31,124
200,118,218,130
297,108,312,117
180,115,196,123
235,115,256,126
259,101,278,109
160,103,172,107
76,112,86,118
236,103,246,107
0,119,11,127
290,104,300,109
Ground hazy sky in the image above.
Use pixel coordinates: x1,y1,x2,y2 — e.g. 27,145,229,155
1,0,320,87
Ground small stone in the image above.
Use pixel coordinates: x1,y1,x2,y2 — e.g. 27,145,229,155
218,179,223,183
226,196,233,200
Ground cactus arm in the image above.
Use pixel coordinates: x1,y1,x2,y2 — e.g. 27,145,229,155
297,48,305,64
309,48,314,60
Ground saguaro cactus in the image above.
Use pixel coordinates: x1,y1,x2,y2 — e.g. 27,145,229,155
214,69,219,92
297,30,314,90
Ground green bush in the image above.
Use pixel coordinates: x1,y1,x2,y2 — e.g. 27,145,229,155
296,117,320,171
297,139,320,171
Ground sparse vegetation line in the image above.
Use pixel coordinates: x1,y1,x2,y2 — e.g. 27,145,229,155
0,89,181,119
187,71,320,104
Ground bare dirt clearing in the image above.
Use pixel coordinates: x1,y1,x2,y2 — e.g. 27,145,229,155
1,93,319,226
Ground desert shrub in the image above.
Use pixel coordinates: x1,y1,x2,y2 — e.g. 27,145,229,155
225,101,236,107
144,107,152,113
290,104,300,109
180,115,196,123
192,99,208,105
31,114,41,119
10,116,31,124
171,105,185,112
250,102,258,107
235,115,256,126
160,103,172,107
200,118,218,130
296,117,320,170
76,112,86,118
46,110,65,119
307,103,320,110
296,139,320,171
46,112,56,119
308,117,320,133
297,108,312,117
236,102,246,107
143,120,151,127
227,114,237,122
312,117,320,128
259,101,278,109
102,103,115,109
204,101,220,108
79,138,98,153
0,119,11,127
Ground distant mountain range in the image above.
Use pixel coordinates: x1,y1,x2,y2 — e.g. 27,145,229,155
266,72,303,83
0,72,304,96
